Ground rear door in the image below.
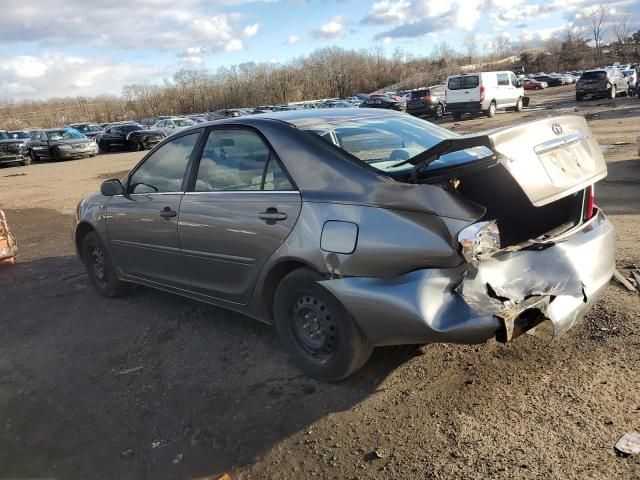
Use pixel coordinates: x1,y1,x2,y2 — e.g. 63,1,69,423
105,130,202,287
446,75,480,105
178,127,301,304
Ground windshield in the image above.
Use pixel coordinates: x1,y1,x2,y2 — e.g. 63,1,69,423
448,76,479,90
296,114,492,174
623,70,634,76
46,129,86,141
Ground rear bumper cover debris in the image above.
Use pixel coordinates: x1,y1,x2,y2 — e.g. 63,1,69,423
321,209,614,346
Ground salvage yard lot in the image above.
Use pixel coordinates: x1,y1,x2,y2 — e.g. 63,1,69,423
0,85,639,479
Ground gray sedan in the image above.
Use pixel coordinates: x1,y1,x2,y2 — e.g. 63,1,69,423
75,110,614,380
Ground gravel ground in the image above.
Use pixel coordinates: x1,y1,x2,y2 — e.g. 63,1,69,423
0,85,639,480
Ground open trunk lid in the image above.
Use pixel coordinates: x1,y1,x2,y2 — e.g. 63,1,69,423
486,115,607,207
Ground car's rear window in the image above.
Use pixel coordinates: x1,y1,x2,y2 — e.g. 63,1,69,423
581,71,607,80
448,76,479,90
295,114,492,175
410,89,429,99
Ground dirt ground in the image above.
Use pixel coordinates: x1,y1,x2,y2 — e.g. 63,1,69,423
0,85,639,480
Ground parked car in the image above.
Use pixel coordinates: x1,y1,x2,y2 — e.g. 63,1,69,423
622,69,637,96
359,95,405,111
140,116,171,128
76,109,613,380
207,109,246,120
152,118,198,136
320,100,354,108
67,123,103,139
522,78,547,90
445,71,527,120
530,75,563,87
576,68,630,101
0,129,31,166
406,86,446,119
95,123,166,152
29,128,97,161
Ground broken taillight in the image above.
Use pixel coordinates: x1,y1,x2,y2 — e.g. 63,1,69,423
584,185,595,220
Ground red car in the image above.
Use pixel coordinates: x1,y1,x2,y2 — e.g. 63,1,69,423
523,78,547,90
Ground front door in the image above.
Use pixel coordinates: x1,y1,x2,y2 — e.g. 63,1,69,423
106,130,202,288
178,127,301,304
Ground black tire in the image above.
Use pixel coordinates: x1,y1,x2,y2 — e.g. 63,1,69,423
273,268,373,381
486,101,496,118
136,141,145,151
515,97,523,112
452,112,462,121
29,150,38,162
99,141,110,153
82,231,128,298
52,148,63,161
434,103,444,120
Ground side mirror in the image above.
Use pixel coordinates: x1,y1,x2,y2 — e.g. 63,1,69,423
100,179,124,196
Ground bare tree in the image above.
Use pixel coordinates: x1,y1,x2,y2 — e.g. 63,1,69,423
463,32,478,64
491,35,512,59
612,12,631,60
584,4,608,59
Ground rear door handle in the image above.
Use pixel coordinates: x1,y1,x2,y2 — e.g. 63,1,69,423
259,208,287,222
159,207,177,218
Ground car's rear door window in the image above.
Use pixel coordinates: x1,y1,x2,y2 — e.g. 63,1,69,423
447,76,479,90
581,71,607,81
128,132,200,194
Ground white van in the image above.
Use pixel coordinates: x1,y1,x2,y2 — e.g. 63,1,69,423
445,71,527,120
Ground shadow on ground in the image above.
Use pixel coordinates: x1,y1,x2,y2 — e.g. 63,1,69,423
0,254,416,479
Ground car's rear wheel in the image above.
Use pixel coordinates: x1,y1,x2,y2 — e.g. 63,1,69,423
29,150,38,162
274,268,373,381
52,148,63,161
82,231,128,298
486,101,496,118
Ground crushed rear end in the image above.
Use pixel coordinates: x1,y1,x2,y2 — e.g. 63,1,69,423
321,116,615,346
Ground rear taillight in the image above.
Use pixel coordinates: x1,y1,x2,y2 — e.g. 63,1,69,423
584,185,595,220
480,86,485,102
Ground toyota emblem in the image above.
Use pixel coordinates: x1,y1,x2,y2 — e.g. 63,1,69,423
552,122,563,135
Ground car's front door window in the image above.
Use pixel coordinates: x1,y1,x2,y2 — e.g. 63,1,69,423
128,132,200,194
194,129,277,191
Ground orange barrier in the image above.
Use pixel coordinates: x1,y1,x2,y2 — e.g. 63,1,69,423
0,210,17,265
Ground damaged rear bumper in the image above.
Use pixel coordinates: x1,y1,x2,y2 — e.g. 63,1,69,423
320,209,614,346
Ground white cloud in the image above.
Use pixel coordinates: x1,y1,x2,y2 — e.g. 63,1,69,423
365,1,482,39
312,16,346,40
191,15,248,52
0,52,166,100
178,47,208,66
243,23,260,38
285,34,300,45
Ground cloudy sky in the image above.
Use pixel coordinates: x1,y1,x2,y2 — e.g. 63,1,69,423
0,0,638,100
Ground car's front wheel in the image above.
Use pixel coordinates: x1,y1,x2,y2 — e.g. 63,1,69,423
515,97,523,112
82,231,128,298
274,268,373,381
434,103,444,120
29,150,38,162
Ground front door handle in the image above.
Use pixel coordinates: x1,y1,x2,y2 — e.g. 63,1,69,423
259,208,287,222
159,207,177,218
